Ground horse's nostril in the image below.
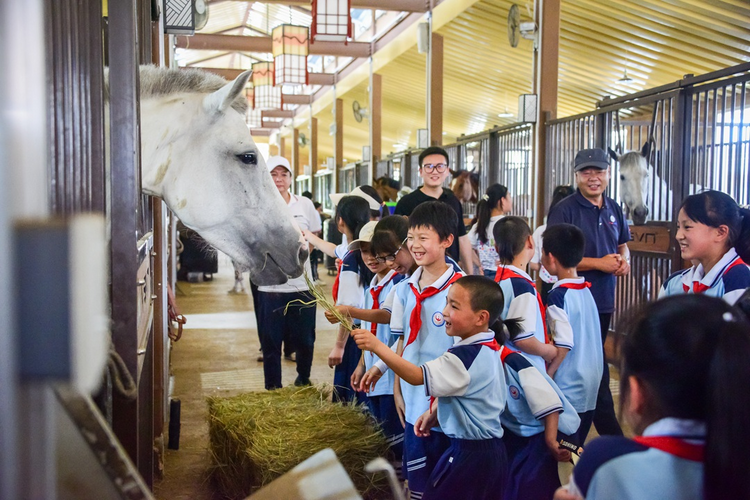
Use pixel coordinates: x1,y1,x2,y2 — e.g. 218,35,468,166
298,245,309,264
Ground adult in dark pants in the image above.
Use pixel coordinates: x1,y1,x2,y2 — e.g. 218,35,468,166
256,156,321,389
547,148,630,437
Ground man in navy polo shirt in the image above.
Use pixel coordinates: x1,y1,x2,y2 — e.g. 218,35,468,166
547,148,631,437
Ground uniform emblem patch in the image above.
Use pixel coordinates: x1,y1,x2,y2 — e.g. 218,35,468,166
610,215,616,224
509,385,520,400
432,311,445,327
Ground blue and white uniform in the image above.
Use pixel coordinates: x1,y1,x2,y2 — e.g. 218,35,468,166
499,346,580,500
387,265,462,499
546,278,603,415
659,247,750,305
419,332,508,500
567,418,705,500
495,265,548,372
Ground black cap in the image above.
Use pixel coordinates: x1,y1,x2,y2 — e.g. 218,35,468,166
574,148,609,172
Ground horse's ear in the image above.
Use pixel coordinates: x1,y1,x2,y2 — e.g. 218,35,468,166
449,169,459,177
203,70,251,114
641,141,651,158
607,148,619,162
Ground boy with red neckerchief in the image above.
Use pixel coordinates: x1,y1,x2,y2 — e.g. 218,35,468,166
366,201,463,500
542,223,603,450
492,217,557,373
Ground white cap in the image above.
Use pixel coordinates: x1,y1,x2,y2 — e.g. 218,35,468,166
347,221,379,251
329,186,381,211
267,155,292,173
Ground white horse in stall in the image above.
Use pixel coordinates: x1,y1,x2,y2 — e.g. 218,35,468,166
133,66,306,286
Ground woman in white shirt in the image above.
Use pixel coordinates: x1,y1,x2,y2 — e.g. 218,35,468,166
467,184,512,277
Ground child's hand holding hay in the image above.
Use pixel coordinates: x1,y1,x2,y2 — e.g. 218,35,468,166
324,305,351,324
358,366,383,393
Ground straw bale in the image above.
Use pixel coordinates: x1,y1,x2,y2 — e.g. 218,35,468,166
207,385,391,499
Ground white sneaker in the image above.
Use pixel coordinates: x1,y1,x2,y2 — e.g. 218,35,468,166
315,279,326,286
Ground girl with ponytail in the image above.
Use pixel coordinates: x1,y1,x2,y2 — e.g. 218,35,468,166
556,294,750,500
468,184,512,277
659,190,750,305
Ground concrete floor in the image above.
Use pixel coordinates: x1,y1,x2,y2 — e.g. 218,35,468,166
153,254,626,499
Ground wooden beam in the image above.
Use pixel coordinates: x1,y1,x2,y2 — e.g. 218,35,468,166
283,94,311,105
262,109,294,119
292,128,301,177
310,117,318,196
279,136,286,158
215,0,429,12
250,128,272,137
534,0,560,228
176,34,370,57
261,119,283,128
429,33,443,146
192,67,334,86
371,73,382,164
335,98,343,184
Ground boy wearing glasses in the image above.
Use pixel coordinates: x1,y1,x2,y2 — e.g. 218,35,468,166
395,147,472,274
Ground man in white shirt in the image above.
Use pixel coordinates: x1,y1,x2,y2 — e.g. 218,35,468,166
256,156,321,389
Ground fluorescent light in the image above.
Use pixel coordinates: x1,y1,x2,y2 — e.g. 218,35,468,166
497,112,514,118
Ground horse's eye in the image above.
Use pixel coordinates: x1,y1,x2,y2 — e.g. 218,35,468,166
236,152,257,165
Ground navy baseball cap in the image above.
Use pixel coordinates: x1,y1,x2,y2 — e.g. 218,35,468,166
574,148,610,172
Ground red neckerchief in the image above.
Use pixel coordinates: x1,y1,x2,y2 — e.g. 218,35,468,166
632,436,704,461
495,266,549,343
557,281,592,290
369,272,396,335
682,257,746,293
332,259,343,303
405,271,463,349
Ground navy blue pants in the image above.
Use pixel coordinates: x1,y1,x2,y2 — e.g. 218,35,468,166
422,437,508,500
403,423,450,499
502,430,559,500
256,291,316,390
332,336,367,404
368,395,404,462
593,313,623,436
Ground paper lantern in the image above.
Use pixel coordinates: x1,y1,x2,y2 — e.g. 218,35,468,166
311,0,351,43
252,61,282,110
272,24,309,85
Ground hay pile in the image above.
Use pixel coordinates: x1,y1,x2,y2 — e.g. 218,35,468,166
207,385,391,499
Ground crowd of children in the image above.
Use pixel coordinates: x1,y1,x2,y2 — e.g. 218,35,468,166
293,145,750,500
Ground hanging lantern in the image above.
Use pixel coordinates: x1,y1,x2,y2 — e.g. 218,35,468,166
311,0,351,43
272,24,309,85
246,108,263,129
252,61,282,110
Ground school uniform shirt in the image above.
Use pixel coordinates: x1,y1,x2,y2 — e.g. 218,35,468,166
530,223,556,284
334,235,348,260
659,247,750,305
499,346,580,437
495,265,548,373
394,187,467,262
362,270,405,397
389,265,463,426
258,194,322,293
547,190,631,314
421,332,506,440
335,250,365,321
547,277,603,413
567,418,705,500
467,215,503,271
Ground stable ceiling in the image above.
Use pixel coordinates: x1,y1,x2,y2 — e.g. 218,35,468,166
180,0,750,169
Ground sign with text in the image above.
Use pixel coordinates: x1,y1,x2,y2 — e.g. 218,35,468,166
628,225,671,254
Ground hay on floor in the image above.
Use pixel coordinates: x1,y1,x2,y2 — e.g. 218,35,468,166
207,385,391,499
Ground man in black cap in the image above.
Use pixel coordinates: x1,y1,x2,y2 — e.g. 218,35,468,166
547,148,631,437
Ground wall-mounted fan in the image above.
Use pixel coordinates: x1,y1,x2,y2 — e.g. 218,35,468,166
507,4,520,48
352,100,369,123
298,132,308,147
194,0,209,31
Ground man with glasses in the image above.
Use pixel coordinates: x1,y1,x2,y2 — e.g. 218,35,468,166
394,146,473,273
547,148,631,438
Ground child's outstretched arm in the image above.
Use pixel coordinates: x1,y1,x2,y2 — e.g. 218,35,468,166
326,305,391,325
351,329,423,386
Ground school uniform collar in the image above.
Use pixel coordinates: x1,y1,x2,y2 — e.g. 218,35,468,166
573,189,612,210
370,269,397,288
681,247,739,290
551,277,586,290
408,265,457,293
497,264,534,282
642,418,706,440
453,331,495,347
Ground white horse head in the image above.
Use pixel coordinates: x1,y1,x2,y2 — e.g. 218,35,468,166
609,143,652,225
126,66,306,285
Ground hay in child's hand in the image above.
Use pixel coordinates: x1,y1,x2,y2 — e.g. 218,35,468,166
285,273,354,331
207,385,390,498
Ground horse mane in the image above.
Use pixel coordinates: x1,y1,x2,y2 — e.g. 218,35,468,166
104,65,248,114
376,176,400,190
